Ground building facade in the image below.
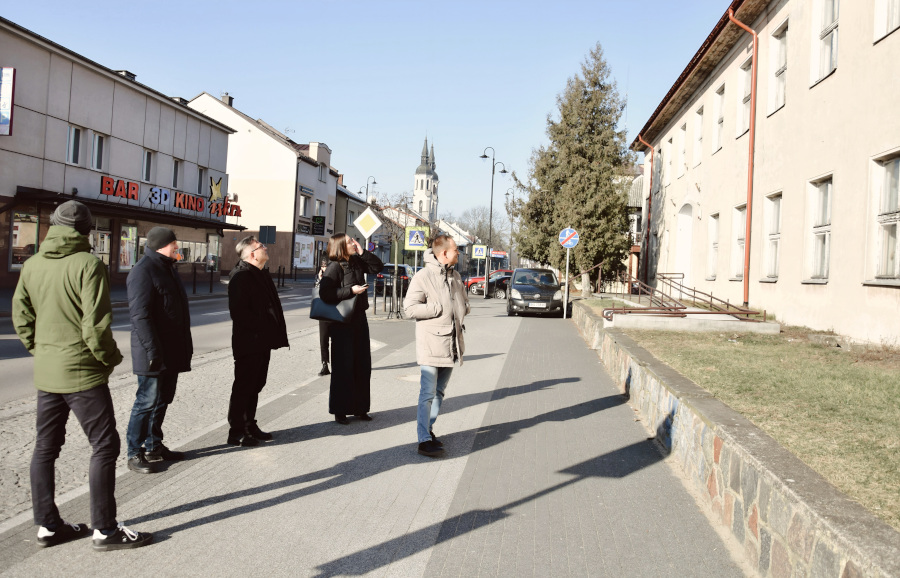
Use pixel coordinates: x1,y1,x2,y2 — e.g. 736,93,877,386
412,137,439,223
0,17,235,289
633,0,900,343
334,184,367,246
188,93,337,272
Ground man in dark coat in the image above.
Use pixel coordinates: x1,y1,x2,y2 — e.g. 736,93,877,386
227,235,289,446
13,200,152,550
125,227,193,474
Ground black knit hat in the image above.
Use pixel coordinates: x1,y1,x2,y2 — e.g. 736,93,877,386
145,227,177,251
50,201,92,236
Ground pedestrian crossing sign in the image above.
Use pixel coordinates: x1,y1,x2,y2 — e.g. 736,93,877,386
472,245,486,260
404,226,429,251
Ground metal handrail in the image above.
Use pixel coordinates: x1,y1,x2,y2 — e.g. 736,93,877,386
657,273,763,321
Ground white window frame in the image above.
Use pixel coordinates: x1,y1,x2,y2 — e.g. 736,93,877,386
318,164,327,183
708,213,719,280
172,159,180,188
315,199,325,217
874,0,900,41
737,58,752,136
765,193,783,278
90,133,105,171
714,85,725,152
299,195,310,218
677,124,686,177
875,156,900,278
808,177,833,280
66,126,82,165
733,205,747,279
142,150,153,183
811,0,839,83
769,21,788,113
693,107,704,165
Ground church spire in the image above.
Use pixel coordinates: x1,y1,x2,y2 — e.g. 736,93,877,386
421,137,428,165
429,143,436,170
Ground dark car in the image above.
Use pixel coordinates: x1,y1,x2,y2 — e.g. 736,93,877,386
374,264,414,296
471,274,511,298
506,268,564,316
466,268,513,292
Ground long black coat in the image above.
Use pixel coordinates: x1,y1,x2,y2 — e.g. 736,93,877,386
319,250,382,415
127,250,193,376
228,260,289,359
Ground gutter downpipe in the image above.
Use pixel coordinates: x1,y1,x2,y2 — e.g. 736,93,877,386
637,134,654,286
728,7,758,307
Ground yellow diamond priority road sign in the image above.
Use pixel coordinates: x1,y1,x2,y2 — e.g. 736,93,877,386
354,207,383,239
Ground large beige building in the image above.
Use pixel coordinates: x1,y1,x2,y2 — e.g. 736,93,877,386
633,0,900,343
0,17,235,288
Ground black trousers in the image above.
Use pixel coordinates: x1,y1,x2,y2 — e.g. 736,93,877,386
228,351,271,437
32,385,119,530
318,321,331,364
328,313,371,416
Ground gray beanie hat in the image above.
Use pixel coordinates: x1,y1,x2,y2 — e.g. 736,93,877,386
145,227,177,251
50,200,93,236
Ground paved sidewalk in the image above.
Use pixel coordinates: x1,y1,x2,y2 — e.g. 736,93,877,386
0,300,746,576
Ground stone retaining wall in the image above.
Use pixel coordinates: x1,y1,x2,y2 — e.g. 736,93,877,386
572,302,900,578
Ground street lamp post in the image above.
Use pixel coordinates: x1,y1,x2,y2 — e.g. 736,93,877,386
480,147,508,299
505,188,515,269
365,176,377,200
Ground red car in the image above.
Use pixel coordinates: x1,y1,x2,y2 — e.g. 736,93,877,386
466,269,513,293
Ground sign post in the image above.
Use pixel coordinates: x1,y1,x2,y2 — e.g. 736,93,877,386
353,208,384,306
472,244,486,292
558,227,579,319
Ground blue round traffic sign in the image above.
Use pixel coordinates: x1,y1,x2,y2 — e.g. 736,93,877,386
559,228,579,248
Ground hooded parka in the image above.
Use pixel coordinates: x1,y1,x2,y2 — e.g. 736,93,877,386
403,249,470,367
12,225,123,393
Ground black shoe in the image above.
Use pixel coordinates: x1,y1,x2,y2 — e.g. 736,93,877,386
417,440,445,457
127,453,156,474
355,413,373,421
36,521,90,547
247,424,273,441
335,414,350,425
430,430,444,448
318,362,330,376
226,434,260,447
92,523,153,551
145,444,185,462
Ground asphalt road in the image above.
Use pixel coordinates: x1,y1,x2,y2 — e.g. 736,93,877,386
0,287,318,406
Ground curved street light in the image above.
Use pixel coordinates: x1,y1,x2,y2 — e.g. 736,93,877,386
365,176,377,201
480,147,508,299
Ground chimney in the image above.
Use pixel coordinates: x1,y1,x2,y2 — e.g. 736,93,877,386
114,70,137,81
221,92,234,107
171,96,188,105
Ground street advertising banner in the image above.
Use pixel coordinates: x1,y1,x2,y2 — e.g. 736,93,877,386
404,226,429,251
0,68,15,136
293,234,315,269
491,250,507,258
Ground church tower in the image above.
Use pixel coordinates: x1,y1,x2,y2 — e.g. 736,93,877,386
412,137,439,222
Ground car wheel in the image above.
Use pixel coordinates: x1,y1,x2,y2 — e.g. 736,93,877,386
493,289,506,299
470,284,479,295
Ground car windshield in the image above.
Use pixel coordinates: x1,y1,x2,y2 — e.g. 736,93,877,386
513,271,558,286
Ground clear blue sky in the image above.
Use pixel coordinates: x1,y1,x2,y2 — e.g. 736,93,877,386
4,0,727,218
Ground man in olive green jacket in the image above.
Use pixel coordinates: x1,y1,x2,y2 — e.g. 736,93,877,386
13,200,151,551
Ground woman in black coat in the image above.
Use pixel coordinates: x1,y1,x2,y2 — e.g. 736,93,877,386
318,233,383,424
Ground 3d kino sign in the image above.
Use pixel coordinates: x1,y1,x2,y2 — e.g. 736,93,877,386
99,176,241,217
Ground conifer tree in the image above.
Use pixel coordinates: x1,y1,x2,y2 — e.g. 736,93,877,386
516,42,632,294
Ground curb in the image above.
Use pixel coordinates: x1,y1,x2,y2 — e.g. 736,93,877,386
571,301,900,578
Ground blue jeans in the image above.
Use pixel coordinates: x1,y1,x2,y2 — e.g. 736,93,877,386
126,374,178,458
417,365,453,443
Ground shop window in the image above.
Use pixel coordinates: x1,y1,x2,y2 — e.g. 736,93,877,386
10,211,39,271
119,225,138,272
89,217,112,266
207,234,220,272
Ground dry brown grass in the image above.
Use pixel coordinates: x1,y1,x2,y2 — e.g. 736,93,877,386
624,326,900,532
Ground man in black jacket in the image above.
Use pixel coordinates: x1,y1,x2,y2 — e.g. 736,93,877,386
125,227,193,474
227,236,289,446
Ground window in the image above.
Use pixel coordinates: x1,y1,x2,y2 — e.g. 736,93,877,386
714,85,725,151
877,157,900,277
142,150,153,182
318,164,326,182
733,205,747,278
693,107,704,164
207,234,220,272
771,24,788,111
875,0,900,40
810,178,833,279
349,210,356,224
815,0,839,81
91,133,105,170
299,195,310,217
10,210,39,271
197,167,206,196
119,225,138,272
677,124,686,176
66,126,81,165
766,193,783,278
666,137,673,184
708,213,719,279
738,59,752,135
172,159,180,188
315,199,325,217
419,200,424,214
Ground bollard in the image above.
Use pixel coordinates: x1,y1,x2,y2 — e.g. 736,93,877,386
209,268,214,294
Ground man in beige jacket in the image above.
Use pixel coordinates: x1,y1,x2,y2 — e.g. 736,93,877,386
403,234,470,457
